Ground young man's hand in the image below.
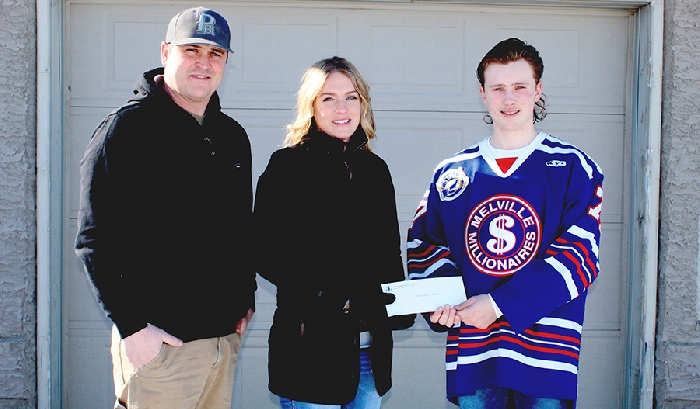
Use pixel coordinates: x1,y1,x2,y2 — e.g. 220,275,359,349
455,294,498,329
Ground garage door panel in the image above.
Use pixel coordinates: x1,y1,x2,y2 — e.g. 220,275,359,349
241,21,336,86
578,331,623,408
339,13,465,98
65,330,113,409
232,345,276,409
372,112,483,225
63,211,111,328
497,15,629,115
67,256,109,323
465,11,630,116
70,4,629,115
112,21,166,81
384,346,454,409
224,9,340,108
585,224,624,329
247,275,277,331
70,5,167,107
341,9,627,115
226,7,469,109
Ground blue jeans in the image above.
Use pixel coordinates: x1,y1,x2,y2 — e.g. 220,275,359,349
279,351,382,409
458,385,573,409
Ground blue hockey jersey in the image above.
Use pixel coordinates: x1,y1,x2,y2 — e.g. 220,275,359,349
407,132,604,401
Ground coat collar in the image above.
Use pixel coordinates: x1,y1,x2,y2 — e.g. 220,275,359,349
133,67,223,118
301,119,368,156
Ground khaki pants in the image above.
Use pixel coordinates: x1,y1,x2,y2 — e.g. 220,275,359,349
111,326,242,409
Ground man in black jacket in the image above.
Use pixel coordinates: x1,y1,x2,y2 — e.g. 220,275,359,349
74,7,255,409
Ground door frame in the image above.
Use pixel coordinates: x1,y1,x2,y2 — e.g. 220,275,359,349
36,1,663,408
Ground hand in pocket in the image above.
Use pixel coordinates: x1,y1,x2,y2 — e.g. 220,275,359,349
123,324,183,368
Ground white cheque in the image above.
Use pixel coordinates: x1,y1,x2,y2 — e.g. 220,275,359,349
381,276,467,317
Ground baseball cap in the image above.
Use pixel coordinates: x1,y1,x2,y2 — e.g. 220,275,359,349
165,7,233,53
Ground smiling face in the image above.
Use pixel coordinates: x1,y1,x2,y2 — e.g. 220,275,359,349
161,43,227,115
313,71,361,142
479,59,543,146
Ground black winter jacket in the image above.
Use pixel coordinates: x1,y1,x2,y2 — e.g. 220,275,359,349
75,67,256,342
254,123,414,404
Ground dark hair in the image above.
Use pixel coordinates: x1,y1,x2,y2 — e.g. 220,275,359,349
477,38,547,123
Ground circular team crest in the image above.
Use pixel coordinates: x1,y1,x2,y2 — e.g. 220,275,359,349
436,167,469,201
464,195,542,276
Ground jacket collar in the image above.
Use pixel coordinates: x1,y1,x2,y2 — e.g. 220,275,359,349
131,67,223,117
301,118,368,156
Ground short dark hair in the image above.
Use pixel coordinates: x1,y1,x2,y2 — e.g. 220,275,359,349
477,38,547,123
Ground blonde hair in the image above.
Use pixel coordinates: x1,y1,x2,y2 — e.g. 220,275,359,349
283,57,375,150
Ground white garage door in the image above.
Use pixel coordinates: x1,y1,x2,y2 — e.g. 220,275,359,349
64,2,630,408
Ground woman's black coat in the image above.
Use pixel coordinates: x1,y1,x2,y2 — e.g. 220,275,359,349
254,124,414,404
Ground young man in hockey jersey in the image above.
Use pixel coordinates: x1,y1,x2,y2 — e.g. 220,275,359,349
407,38,604,408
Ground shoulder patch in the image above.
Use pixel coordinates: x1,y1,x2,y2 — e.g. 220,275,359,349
436,167,469,201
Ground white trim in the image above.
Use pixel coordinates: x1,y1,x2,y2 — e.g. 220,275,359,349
36,0,51,405
67,0,652,7
639,2,663,408
37,0,62,407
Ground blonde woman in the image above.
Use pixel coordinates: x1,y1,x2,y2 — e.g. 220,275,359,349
254,57,414,409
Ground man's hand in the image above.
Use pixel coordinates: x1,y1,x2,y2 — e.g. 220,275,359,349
123,324,182,369
455,294,498,329
430,304,461,328
236,308,255,335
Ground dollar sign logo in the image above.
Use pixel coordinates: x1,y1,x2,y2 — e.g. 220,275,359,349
487,215,516,254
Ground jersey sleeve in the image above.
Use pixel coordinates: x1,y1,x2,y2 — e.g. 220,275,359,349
406,175,463,331
407,175,460,280
491,158,604,334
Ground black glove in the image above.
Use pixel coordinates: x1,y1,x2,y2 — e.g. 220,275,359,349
378,292,396,305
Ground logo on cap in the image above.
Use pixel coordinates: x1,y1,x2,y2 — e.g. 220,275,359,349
197,12,216,35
